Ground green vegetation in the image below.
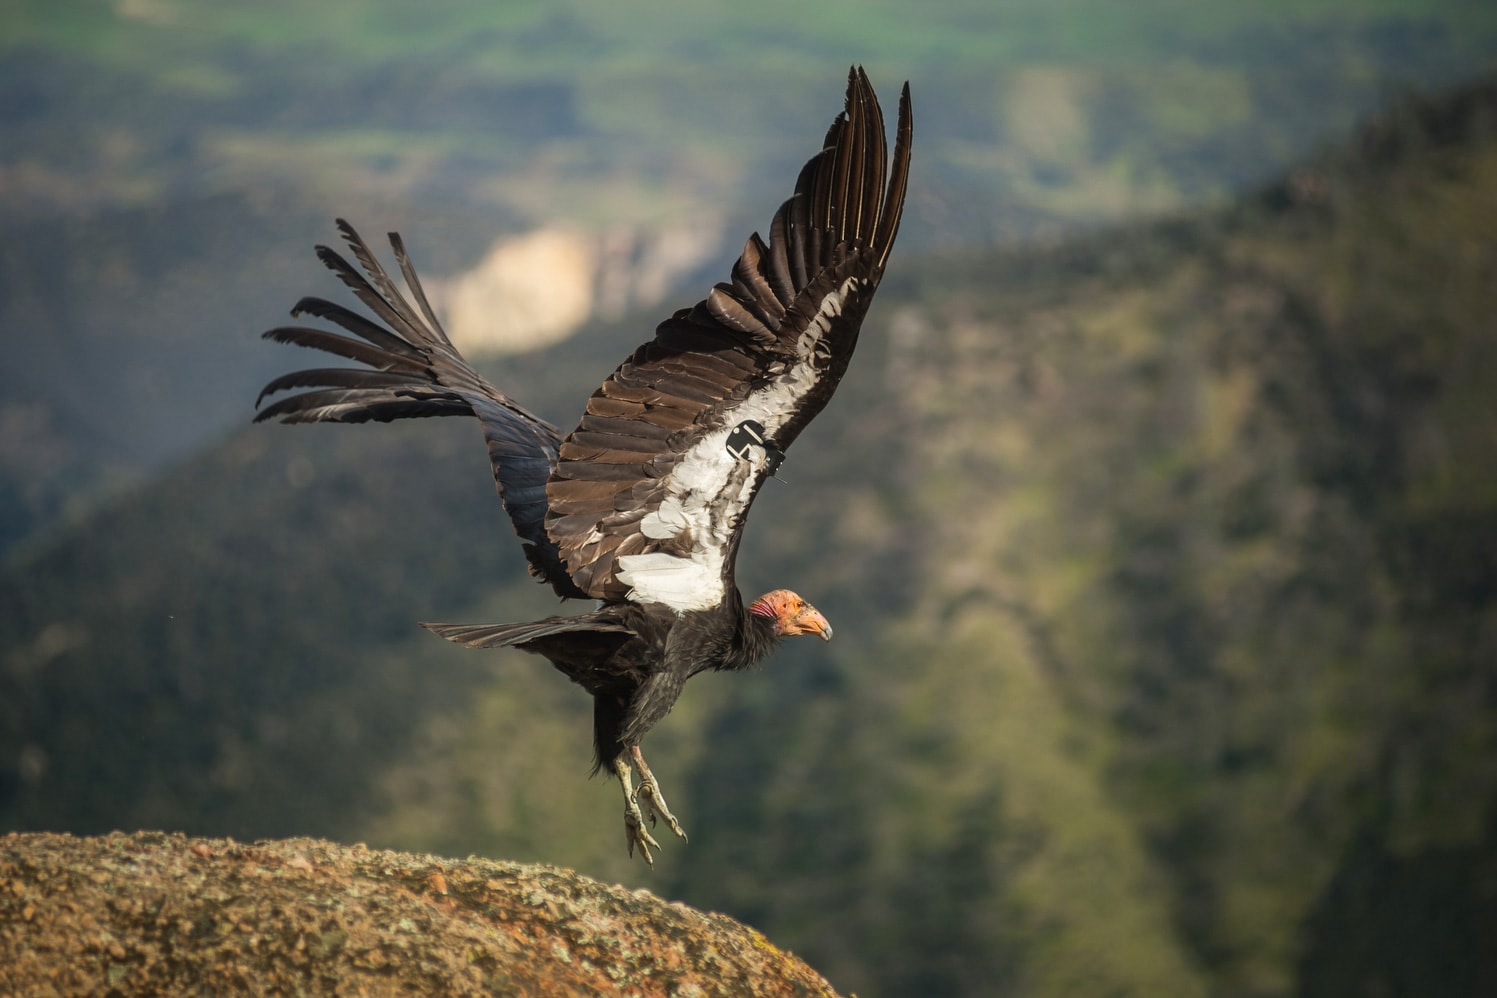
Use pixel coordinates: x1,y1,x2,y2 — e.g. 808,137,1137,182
6,3,1497,993
4,72,1495,995
7,0,1497,226
6,1,1496,563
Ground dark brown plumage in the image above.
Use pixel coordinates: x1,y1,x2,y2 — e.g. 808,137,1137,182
255,68,912,863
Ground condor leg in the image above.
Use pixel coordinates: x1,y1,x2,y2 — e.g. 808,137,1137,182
631,744,687,844
612,755,661,865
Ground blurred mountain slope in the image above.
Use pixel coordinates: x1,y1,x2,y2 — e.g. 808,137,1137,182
5,1,1497,560
2,66,1496,998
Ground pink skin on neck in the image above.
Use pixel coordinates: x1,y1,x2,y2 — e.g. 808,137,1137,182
749,590,832,640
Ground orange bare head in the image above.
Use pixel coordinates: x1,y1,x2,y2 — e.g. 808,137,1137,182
749,589,833,642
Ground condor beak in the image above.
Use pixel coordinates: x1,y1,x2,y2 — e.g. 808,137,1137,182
799,607,833,642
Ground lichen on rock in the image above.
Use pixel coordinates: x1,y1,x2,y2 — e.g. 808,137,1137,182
0,831,843,997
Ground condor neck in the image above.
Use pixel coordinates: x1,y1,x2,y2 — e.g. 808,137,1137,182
724,601,782,671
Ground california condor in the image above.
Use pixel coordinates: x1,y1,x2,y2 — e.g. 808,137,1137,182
255,67,912,864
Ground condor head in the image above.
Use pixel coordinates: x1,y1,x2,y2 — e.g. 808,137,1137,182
749,589,833,642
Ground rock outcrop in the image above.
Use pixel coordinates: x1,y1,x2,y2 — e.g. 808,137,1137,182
0,831,842,997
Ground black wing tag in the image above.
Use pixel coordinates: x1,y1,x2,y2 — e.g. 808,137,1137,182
726,419,786,477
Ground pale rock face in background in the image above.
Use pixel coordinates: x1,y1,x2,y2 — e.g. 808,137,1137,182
433,222,723,356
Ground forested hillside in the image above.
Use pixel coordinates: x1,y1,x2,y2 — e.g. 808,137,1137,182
3,72,1495,998
6,0,1496,562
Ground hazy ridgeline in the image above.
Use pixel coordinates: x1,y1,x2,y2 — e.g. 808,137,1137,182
4,5,1496,996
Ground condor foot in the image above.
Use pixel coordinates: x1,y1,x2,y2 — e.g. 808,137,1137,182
632,744,687,845
613,749,687,866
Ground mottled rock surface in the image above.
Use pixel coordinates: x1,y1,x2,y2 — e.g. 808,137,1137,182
0,831,843,997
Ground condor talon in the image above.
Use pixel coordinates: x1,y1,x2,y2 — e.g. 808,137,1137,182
616,756,660,865
632,745,686,843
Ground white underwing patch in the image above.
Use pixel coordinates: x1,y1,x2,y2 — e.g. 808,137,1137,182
617,277,863,613
639,496,690,540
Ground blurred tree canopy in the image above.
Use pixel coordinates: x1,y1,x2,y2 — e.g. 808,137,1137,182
3,7,1497,995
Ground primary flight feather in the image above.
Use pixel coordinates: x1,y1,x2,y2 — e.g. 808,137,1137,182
256,67,912,864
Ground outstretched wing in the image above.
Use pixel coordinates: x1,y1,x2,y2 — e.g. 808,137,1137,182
254,221,585,597
546,67,912,611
